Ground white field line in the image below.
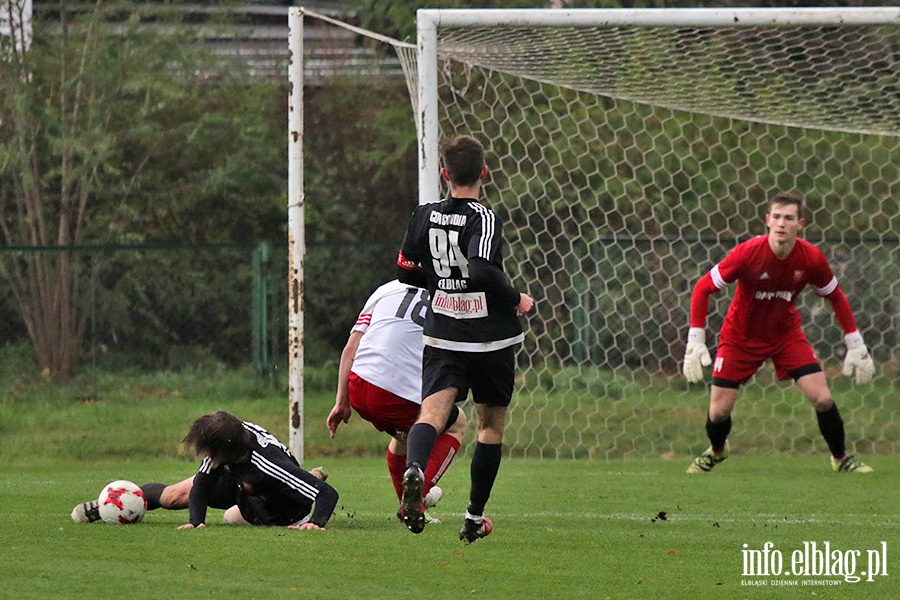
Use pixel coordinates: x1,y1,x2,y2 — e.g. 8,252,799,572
336,509,900,527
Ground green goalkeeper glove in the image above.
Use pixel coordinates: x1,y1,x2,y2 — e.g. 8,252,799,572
683,327,712,384
842,330,874,385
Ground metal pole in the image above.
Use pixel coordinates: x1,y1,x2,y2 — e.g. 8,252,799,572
251,242,271,379
287,8,305,463
416,10,440,206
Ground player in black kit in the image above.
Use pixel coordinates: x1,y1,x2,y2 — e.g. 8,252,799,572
396,135,534,542
71,411,338,530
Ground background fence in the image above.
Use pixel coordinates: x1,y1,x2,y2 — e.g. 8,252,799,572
0,244,275,376
0,240,404,384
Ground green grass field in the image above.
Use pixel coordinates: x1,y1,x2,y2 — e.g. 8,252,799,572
2,457,898,599
2,366,898,598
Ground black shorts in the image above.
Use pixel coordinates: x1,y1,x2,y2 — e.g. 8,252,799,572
204,471,241,510
207,471,308,527
237,494,309,527
422,345,516,407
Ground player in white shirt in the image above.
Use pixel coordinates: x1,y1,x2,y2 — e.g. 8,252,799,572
327,280,467,514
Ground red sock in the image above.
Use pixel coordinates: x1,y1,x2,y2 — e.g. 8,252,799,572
386,449,406,502
423,433,461,495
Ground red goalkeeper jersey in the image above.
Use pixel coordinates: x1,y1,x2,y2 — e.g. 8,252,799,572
694,235,841,343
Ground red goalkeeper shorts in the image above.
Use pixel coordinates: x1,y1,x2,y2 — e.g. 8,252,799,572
712,333,819,385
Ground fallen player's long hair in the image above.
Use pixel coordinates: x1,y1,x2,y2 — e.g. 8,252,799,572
183,411,252,466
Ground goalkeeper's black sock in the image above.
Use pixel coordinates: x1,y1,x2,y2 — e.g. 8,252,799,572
706,415,732,453
816,403,846,459
467,442,502,517
406,423,438,471
140,483,168,511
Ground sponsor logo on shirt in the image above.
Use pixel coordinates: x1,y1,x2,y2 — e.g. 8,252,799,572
431,289,488,320
755,290,794,302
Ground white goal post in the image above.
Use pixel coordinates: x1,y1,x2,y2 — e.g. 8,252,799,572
287,7,416,462
293,7,899,460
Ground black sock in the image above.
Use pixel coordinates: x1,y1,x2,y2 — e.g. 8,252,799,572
140,483,168,510
706,415,732,453
816,403,845,459
406,423,438,471
467,442,502,517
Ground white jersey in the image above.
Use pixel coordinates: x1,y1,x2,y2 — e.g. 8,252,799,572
351,280,428,404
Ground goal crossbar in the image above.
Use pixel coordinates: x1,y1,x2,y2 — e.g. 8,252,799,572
419,7,900,28
416,7,900,204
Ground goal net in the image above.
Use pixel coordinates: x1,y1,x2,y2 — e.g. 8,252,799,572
297,8,900,459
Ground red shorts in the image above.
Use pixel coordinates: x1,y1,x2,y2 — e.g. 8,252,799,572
712,333,819,385
348,371,420,434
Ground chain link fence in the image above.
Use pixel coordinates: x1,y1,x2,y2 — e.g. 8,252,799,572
0,244,274,381
0,241,402,393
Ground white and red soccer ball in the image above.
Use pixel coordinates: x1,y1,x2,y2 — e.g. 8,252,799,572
98,480,146,524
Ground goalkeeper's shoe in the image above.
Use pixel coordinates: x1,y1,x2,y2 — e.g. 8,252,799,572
71,500,101,524
832,455,874,474
399,466,426,534
459,517,493,544
686,443,730,474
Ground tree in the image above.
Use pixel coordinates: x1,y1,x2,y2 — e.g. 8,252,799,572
0,1,286,380
0,1,107,380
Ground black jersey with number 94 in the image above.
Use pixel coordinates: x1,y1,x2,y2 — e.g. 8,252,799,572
397,197,523,352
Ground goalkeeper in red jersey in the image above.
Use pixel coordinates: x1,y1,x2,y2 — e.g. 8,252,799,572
682,192,875,474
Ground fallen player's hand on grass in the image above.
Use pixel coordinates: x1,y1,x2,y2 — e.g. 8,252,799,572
288,522,325,531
